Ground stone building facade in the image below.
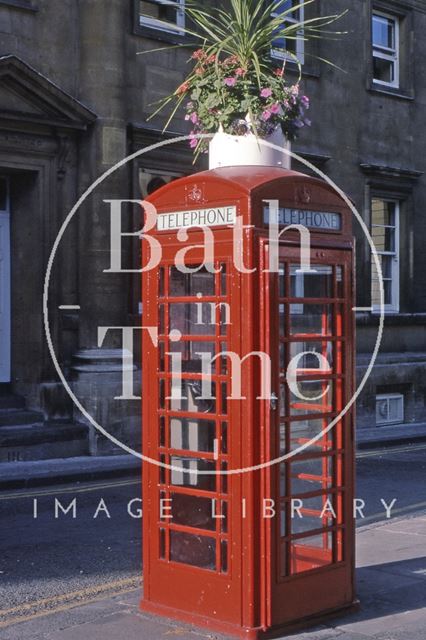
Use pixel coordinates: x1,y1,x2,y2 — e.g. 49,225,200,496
0,0,425,462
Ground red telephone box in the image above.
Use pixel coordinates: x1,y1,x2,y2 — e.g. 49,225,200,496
141,167,357,638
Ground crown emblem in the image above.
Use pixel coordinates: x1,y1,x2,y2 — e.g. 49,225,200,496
187,184,203,203
296,185,312,204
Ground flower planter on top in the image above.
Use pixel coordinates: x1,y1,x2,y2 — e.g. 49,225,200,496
208,126,291,169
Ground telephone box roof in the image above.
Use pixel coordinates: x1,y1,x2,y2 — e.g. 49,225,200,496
146,166,347,208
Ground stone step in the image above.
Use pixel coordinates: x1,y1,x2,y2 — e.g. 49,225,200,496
0,422,89,463
0,395,25,410
0,409,44,427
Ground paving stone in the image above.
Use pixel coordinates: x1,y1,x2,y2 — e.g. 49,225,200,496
44,610,214,640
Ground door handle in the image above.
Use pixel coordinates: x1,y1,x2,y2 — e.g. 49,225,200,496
270,392,278,411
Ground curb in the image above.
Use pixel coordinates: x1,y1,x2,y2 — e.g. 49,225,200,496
2,426,426,491
0,455,140,491
356,422,426,450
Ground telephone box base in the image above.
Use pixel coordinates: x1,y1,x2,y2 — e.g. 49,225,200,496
140,598,360,639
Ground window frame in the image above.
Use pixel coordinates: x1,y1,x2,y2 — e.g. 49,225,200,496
135,0,186,39
372,10,400,89
375,393,404,426
370,197,400,314
270,0,305,65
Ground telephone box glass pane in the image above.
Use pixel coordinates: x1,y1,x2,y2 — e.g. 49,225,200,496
279,304,285,336
167,341,217,373
170,303,216,335
290,457,333,495
289,342,334,370
170,379,216,413
169,265,215,297
336,266,343,297
279,263,285,297
290,266,334,298
170,458,216,490
170,531,216,570
292,515,333,536
290,380,333,415
290,305,333,335
170,493,216,529
288,419,333,452
170,417,216,452
290,531,333,575
221,540,228,573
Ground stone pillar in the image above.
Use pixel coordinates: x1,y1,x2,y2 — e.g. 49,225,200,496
72,0,141,455
72,349,140,455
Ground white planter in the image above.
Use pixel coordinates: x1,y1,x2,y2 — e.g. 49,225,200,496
209,126,291,170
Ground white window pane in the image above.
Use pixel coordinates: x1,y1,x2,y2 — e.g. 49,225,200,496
371,198,399,311
373,55,395,84
272,36,297,56
139,0,184,31
371,276,393,306
272,0,300,17
372,254,393,280
372,226,395,252
271,1,304,61
388,396,403,421
272,0,301,23
372,199,396,226
373,15,395,49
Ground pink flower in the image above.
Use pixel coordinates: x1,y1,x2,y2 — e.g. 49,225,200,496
260,87,273,98
262,109,272,121
301,95,310,109
189,132,198,149
191,49,206,60
177,82,190,95
274,67,284,77
223,55,239,66
224,77,236,87
270,103,281,114
189,112,199,124
235,67,245,76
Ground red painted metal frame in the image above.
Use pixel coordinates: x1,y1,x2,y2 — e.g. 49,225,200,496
261,244,355,628
141,167,356,639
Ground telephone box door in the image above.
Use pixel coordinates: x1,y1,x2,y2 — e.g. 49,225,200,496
142,242,244,627
262,243,355,627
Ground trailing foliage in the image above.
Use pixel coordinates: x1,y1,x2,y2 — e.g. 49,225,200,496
140,0,345,156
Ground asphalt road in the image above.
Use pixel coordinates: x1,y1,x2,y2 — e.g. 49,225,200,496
0,441,425,628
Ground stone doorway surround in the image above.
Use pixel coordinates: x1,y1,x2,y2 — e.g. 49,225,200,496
0,54,96,420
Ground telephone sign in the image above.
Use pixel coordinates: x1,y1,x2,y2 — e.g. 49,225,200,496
156,204,237,231
263,205,342,231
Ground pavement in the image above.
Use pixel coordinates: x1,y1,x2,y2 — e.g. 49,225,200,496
0,512,425,640
1,422,426,491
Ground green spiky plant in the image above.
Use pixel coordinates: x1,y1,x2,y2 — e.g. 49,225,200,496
139,0,346,157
